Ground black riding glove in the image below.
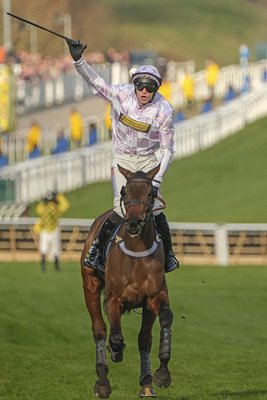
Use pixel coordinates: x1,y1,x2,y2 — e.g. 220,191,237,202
66,39,87,61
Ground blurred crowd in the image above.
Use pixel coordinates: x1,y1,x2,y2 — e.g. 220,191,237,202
4,47,130,82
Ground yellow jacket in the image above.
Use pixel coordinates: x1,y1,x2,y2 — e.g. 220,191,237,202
158,81,172,104
181,73,195,102
104,103,112,131
34,193,69,233
69,111,84,141
206,62,219,88
27,124,41,152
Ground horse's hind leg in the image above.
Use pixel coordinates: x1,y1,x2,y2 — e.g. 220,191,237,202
153,305,173,388
81,267,111,398
138,306,157,398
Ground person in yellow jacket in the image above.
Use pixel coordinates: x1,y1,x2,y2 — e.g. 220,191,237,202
69,107,84,149
26,120,42,154
181,71,195,107
205,59,220,99
34,192,69,272
104,103,112,139
158,80,172,104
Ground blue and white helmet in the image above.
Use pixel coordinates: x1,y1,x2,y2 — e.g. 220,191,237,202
131,65,162,87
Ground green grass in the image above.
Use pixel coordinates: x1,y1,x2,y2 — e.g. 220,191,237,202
107,0,267,67
35,115,267,223
1,262,267,400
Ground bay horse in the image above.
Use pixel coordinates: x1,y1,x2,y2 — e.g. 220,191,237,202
81,164,173,398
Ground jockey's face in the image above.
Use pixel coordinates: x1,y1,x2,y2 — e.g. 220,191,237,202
134,79,158,105
135,86,155,105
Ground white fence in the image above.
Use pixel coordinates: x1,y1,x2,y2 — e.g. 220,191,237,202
1,218,267,266
174,85,267,158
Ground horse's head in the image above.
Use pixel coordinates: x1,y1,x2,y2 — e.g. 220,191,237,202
118,164,160,238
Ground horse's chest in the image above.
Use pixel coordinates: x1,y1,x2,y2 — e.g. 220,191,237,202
120,279,160,306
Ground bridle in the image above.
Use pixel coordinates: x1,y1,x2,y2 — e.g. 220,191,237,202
120,177,158,237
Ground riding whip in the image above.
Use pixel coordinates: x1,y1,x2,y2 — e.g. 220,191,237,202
7,12,72,41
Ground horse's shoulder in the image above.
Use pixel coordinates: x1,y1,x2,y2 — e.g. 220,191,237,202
90,209,113,230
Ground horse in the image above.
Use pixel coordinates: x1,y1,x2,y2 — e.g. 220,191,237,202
80,164,173,398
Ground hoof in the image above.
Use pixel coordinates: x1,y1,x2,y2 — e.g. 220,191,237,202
94,382,112,399
153,368,172,388
139,384,157,398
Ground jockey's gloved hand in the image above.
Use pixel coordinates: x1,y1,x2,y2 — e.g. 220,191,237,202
66,39,87,61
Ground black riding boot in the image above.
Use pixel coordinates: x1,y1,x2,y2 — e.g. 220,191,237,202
155,212,179,273
84,212,123,271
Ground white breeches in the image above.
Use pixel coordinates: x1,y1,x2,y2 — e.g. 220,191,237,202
40,228,61,259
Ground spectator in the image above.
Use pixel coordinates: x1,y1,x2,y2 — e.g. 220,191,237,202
205,59,220,99
261,67,267,83
26,120,42,154
88,123,97,146
29,144,41,159
158,80,172,104
181,71,195,107
174,110,185,122
240,75,251,95
34,192,69,272
69,107,84,149
104,103,112,139
223,84,236,102
51,128,69,154
201,97,213,113
0,149,8,168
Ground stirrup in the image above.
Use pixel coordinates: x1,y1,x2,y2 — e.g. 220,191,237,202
165,251,179,273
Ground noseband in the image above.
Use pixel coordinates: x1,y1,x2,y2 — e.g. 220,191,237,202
120,177,157,237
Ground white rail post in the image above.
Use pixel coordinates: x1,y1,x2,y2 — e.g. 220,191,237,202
215,223,229,266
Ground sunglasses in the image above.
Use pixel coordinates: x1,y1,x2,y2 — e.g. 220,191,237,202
135,81,158,93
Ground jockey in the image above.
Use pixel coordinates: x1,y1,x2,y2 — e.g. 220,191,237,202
66,39,179,273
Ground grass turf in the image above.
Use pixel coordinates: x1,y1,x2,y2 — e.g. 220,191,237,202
1,262,267,400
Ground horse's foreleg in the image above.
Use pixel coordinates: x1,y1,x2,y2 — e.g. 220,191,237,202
81,267,111,398
153,304,173,388
106,297,125,363
138,306,157,398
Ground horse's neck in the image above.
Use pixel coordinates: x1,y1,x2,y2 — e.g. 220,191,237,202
124,219,155,251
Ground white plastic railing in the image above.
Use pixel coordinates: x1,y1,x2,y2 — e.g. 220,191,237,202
174,86,267,158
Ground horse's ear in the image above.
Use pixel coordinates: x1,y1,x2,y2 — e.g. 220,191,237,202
146,164,161,181
118,164,133,179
